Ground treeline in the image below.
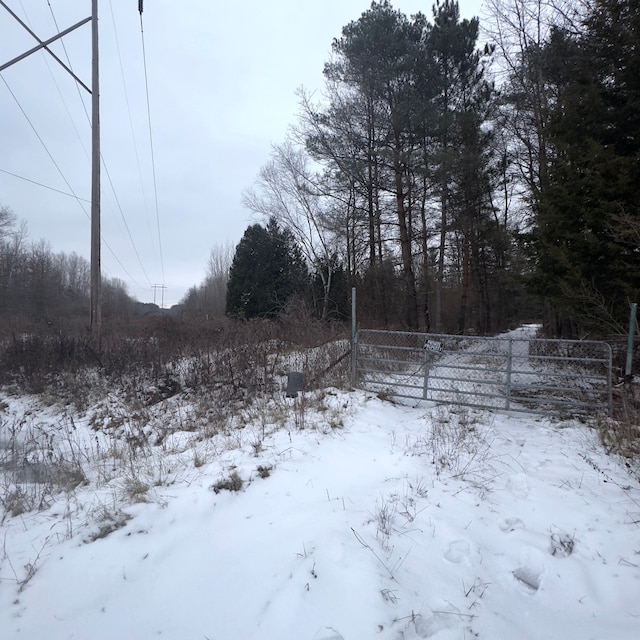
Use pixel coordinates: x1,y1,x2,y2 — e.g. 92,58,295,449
0,206,136,334
180,222,352,322
516,0,640,335
201,0,637,337
237,0,531,334
3,0,638,340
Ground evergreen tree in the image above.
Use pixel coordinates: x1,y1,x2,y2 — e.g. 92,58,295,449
428,0,499,333
226,218,308,319
527,0,640,335
324,0,426,328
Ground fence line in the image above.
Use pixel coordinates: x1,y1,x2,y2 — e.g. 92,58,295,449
353,329,612,416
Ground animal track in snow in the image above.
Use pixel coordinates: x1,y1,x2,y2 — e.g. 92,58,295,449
413,605,463,638
499,517,525,532
513,566,541,592
444,539,471,564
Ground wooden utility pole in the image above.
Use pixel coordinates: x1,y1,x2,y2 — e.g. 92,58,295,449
90,0,101,341
0,1,101,339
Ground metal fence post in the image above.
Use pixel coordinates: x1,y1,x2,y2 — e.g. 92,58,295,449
351,287,357,388
505,338,513,411
423,347,430,400
606,343,613,417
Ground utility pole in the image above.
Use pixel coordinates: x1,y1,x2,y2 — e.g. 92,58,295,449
90,0,101,342
0,2,100,340
151,284,167,309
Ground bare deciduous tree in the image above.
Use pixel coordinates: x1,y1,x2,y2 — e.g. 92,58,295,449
243,141,337,320
180,243,234,317
0,204,16,239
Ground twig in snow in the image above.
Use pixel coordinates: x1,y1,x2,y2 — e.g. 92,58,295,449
351,527,396,580
618,556,638,567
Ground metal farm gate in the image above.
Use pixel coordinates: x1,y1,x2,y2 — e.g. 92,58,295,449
353,329,612,416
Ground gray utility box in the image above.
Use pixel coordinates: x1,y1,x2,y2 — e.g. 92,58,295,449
285,372,304,398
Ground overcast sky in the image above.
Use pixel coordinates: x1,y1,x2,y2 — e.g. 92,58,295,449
0,0,483,307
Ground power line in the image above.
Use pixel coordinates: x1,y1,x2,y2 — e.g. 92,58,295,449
45,0,153,289
1,72,143,296
139,6,165,286
0,72,89,219
0,167,90,202
2,2,158,302
151,283,166,308
108,0,155,258
100,158,152,286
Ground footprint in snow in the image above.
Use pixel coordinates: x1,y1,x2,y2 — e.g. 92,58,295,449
413,605,462,638
444,539,471,564
499,517,525,532
513,566,541,592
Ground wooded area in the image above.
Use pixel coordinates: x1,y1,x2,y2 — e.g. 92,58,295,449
232,0,639,337
0,204,137,333
2,0,638,339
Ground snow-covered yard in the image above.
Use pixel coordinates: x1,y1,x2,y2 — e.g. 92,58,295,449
1,383,638,639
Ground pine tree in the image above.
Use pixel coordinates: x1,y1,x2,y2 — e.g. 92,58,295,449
527,0,640,334
325,0,425,328
226,218,308,319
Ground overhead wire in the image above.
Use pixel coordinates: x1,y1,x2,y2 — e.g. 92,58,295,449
107,0,154,287
45,0,152,290
1,2,146,292
0,167,90,202
43,0,91,128
0,166,144,289
0,72,88,218
138,3,165,286
2,1,162,297
0,74,142,288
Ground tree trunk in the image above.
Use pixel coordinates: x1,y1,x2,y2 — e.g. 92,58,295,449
393,136,419,329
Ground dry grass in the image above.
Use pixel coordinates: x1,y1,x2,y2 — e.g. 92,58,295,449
0,316,350,528
211,470,244,494
598,382,640,478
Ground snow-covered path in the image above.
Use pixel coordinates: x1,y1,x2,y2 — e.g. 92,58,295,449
1,391,639,639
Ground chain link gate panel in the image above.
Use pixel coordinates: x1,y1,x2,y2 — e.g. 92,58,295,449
354,329,612,416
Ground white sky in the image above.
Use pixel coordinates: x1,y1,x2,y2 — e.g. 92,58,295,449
0,0,484,307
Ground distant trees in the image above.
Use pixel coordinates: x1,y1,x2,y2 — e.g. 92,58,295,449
180,243,234,317
243,142,339,320
0,204,16,238
226,218,308,319
0,207,134,330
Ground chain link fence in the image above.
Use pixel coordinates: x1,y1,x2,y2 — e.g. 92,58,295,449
353,329,612,416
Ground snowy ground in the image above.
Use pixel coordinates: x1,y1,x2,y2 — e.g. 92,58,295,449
1,387,639,639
